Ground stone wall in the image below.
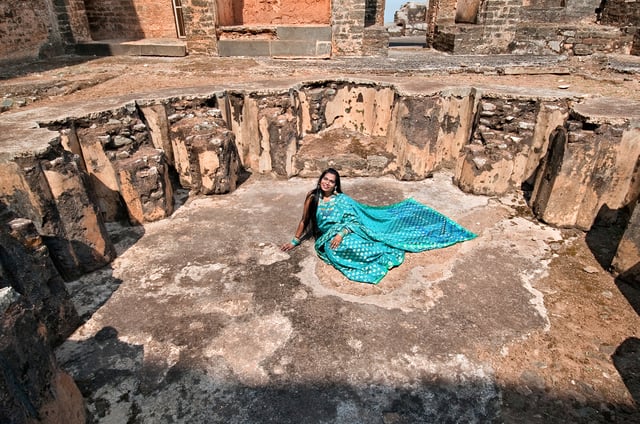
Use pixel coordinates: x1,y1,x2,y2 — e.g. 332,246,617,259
0,0,62,63
183,0,219,55
221,0,332,25
55,0,92,45
601,0,640,26
365,0,385,25
430,0,638,55
83,0,176,40
332,0,367,55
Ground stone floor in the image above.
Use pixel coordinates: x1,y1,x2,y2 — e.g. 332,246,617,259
1,48,639,423
55,172,640,423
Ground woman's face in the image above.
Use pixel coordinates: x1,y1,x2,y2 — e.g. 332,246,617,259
320,172,337,194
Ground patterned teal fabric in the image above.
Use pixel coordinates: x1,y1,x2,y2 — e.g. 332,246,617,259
315,194,476,284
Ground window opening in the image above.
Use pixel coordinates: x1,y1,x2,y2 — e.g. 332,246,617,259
173,0,186,38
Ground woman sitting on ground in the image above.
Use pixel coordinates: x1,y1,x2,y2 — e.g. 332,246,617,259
281,168,476,284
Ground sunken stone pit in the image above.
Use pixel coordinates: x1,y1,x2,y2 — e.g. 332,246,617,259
1,79,640,422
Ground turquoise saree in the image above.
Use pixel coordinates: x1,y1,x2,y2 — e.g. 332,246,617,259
315,194,476,284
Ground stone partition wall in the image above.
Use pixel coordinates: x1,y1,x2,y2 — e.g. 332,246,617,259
2,80,640,283
1,83,640,415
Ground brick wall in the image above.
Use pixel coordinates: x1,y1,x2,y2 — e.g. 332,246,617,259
220,0,331,25
57,0,91,43
215,0,238,26
83,0,176,40
0,0,60,62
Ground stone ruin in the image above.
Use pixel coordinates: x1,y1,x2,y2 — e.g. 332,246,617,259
1,0,638,62
390,2,428,37
428,0,640,55
1,79,640,421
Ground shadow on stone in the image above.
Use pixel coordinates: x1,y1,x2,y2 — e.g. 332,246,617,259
54,348,640,423
63,265,124,323
615,264,640,317
55,326,144,421
612,337,640,410
585,204,628,270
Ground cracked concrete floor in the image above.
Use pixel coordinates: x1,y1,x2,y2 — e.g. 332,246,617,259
55,172,640,423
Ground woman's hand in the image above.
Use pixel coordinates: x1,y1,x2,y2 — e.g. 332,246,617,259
281,242,296,252
330,234,343,249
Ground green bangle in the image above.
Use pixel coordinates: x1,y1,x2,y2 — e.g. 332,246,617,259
339,228,350,237
291,237,300,246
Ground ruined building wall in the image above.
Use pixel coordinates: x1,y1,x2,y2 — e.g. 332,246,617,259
600,0,640,26
83,0,177,40
215,0,240,26
333,0,367,55
216,0,331,25
183,0,219,55
0,0,60,63
365,0,386,25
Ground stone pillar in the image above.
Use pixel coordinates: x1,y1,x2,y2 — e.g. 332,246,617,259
170,107,241,194
332,0,366,56
116,148,174,225
182,0,219,55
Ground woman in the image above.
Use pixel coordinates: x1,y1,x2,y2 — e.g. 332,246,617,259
281,168,476,284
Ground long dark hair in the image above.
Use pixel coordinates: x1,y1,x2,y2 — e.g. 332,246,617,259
305,168,342,239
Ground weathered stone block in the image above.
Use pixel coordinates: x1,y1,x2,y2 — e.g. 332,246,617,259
170,111,241,194
139,103,174,166
322,83,395,137
0,288,84,424
75,126,125,222
531,117,640,229
390,92,478,180
3,147,115,280
455,99,567,195
116,147,174,224
0,211,79,346
39,150,117,278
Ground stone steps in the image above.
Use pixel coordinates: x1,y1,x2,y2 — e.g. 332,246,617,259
74,38,187,57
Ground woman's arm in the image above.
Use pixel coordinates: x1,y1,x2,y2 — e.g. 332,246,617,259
281,193,313,251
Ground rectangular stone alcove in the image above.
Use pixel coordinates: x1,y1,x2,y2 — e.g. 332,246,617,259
216,0,332,58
